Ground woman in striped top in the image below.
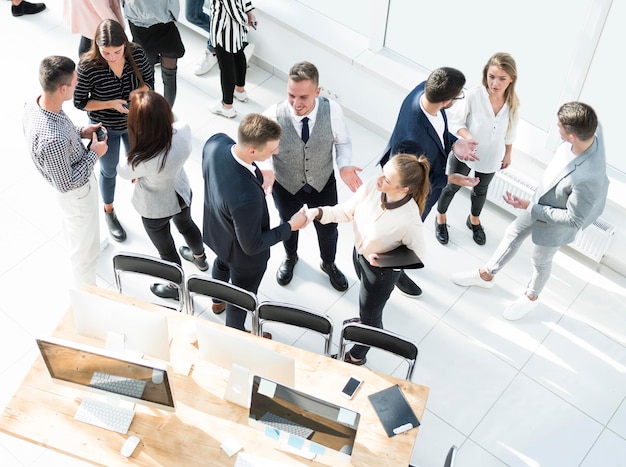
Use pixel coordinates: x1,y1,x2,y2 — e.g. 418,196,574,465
209,0,256,119
74,19,154,242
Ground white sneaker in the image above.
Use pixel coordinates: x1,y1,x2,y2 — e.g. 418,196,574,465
503,295,539,320
234,90,249,103
243,43,255,67
211,102,237,119
194,50,218,76
451,270,495,288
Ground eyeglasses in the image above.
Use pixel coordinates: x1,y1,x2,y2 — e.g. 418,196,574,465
452,91,465,100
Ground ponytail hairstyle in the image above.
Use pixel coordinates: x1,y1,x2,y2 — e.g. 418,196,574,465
392,154,431,216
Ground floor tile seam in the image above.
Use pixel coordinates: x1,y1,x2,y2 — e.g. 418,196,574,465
575,426,613,467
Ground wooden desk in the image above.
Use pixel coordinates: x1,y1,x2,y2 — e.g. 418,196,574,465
0,286,429,466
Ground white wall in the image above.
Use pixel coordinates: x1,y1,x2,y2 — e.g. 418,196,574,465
179,0,626,275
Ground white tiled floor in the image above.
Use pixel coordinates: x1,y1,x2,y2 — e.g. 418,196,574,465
2,6,626,467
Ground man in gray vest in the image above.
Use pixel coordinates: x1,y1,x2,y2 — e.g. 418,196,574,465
261,61,363,291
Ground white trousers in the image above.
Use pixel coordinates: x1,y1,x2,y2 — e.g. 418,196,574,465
56,173,100,288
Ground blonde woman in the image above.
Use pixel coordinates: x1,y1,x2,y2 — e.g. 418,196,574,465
436,52,520,245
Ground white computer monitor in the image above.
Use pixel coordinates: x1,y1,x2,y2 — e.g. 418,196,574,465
196,321,295,389
70,288,170,362
36,336,176,412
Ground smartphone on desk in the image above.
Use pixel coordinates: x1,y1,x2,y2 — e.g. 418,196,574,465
341,376,363,399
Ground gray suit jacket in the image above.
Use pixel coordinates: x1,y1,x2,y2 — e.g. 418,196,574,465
118,121,192,219
531,126,609,247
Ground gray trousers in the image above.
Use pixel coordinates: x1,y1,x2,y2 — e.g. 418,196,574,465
484,210,559,298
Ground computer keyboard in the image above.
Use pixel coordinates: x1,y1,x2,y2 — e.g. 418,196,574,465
74,398,135,434
259,412,315,439
89,372,147,399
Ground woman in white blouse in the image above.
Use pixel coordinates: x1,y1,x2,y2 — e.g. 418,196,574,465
306,154,430,365
118,90,208,300
435,52,520,246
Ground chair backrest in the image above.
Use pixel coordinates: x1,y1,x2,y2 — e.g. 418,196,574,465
338,322,418,380
257,301,334,356
112,252,185,313
444,445,457,467
186,275,258,327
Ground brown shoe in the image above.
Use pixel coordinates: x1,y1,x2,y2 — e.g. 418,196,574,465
212,302,226,314
245,330,272,340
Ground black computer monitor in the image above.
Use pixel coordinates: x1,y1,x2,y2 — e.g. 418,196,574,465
37,336,175,433
249,376,360,457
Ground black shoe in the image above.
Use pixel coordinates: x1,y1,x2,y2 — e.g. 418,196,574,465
320,262,348,291
276,254,298,285
11,1,46,16
150,283,179,300
466,216,486,245
395,271,422,297
104,209,127,242
179,246,209,271
435,219,449,245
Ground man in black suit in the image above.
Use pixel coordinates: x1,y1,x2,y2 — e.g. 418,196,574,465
202,114,309,331
381,67,480,297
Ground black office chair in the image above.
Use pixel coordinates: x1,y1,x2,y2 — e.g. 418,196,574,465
338,322,418,380
112,252,185,313
444,445,457,467
256,301,334,356
186,274,258,330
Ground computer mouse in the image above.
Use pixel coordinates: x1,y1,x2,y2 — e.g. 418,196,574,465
152,369,163,385
121,435,140,457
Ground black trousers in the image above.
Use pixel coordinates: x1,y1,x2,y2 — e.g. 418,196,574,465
349,248,401,360
211,257,266,331
272,173,339,264
141,204,204,267
214,44,246,105
436,157,496,217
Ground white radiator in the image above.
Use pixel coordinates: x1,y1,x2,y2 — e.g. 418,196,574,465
484,169,615,262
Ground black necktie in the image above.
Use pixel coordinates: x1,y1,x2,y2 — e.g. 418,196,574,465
301,117,309,143
253,164,263,183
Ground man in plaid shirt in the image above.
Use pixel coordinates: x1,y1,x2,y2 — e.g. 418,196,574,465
23,56,108,287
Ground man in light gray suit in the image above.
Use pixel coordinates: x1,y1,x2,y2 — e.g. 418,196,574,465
452,102,609,320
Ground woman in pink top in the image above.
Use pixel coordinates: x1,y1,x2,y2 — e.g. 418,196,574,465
63,0,125,56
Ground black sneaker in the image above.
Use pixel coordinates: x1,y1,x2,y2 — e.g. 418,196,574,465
435,219,449,245
150,283,179,300
12,1,46,16
395,271,422,297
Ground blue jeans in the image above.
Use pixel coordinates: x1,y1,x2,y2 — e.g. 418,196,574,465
95,125,128,205
484,210,560,298
185,0,214,52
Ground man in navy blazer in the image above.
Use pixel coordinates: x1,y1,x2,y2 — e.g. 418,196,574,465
202,114,309,331
381,67,480,297
453,102,609,321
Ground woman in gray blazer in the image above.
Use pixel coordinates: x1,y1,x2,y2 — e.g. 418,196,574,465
118,90,207,299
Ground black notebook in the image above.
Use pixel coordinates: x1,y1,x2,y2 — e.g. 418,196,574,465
376,245,424,269
368,384,420,437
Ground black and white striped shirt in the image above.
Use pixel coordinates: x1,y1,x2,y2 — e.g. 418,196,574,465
23,97,98,193
74,45,154,130
209,0,254,53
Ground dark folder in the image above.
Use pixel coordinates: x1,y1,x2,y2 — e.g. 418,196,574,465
375,245,424,269
368,384,420,437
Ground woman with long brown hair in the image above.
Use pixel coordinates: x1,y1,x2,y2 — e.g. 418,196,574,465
307,154,430,365
74,19,154,242
118,90,208,300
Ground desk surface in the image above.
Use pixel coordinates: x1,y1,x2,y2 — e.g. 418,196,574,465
0,286,429,466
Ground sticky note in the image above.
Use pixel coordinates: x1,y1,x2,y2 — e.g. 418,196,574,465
264,426,280,440
309,442,326,455
337,408,357,425
258,378,276,398
287,435,304,449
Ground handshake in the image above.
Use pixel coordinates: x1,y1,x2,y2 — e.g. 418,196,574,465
287,206,322,231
